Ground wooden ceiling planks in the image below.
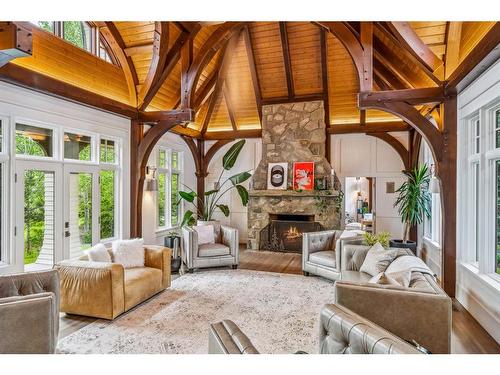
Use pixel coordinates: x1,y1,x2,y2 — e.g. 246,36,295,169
249,22,288,99
458,21,496,65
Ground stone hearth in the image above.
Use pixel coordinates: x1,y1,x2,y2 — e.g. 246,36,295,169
247,100,340,251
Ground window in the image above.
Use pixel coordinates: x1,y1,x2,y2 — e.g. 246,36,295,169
474,119,481,153
0,118,6,262
157,148,183,229
496,161,500,274
422,141,441,245
100,139,116,164
495,110,500,148
16,123,54,158
30,21,115,64
99,138,119,241
64,132,92,161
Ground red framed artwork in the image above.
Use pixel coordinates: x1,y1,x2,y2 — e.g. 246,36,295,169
293,162,315,190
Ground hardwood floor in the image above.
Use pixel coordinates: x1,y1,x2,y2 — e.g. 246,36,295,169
60,248,499,354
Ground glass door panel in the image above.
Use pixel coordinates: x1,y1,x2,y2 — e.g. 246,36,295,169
67,172,93,258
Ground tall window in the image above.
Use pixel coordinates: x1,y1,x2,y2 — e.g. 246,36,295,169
99,138,118,241
0,118,7,262
157,148,183,229
30,21,116,64
496,110,500,274
422,141,441,245
469,117,481,263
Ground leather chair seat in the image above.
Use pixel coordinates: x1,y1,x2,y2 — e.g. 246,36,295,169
309,251,336,268
340,270,371,283
124,267,163,310
198,243,231,257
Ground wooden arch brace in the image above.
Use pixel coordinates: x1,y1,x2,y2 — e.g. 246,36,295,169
181,137,234,217
130,109,194,237
366,132,410,171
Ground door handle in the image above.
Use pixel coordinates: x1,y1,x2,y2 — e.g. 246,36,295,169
65,231,70,238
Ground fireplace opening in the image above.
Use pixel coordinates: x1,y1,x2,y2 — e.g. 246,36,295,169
259,214,322,253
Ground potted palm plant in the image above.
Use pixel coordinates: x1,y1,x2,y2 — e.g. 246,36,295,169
391,164,432,253
179,139,251,227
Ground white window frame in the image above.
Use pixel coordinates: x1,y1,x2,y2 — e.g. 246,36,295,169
156,147,184,231
61,127,98,164
14,118,59,161
0,115,9,267
421,141,441,246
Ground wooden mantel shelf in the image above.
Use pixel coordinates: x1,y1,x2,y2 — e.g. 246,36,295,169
249,190,339,198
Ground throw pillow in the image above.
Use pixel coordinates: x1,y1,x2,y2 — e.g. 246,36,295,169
369,270,412,287
84,243,111,262
112,238,145,268
359,242,398,276
194,225,215,245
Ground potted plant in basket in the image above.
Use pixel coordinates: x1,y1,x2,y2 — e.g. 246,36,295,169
178,139,251,228
391,164,432,253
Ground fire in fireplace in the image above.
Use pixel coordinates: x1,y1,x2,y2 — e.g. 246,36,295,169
259,214,322,253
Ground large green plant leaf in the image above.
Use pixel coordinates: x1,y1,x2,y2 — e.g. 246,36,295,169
229,171,252,185
180,210,195,227
217,204,230,217
204,189,219,196
235,185,249,206
222,140,246,170
179,191,196,202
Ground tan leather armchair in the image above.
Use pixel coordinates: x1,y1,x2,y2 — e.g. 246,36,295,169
55,245,171,320
0,270,60,353
208,304,422,354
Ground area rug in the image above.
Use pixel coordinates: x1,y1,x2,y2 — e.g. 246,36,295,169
57,269,336,354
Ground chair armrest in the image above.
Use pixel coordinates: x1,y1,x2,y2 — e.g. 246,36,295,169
182,227,198,268
319,304,422,354
335,280,452,353
221,225,239,260
144,245,172,288
209,320,259,354
0,292,58,353
302,231,337,271
54,260,125,320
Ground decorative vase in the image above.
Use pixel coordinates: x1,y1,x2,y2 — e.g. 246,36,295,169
389,239,417,254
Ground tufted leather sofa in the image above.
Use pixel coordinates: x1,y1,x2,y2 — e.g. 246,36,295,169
208,304,421,354
0,269,60,353
335,243,452,354
302,230,364,281
55,245,171,320
182,224,239,272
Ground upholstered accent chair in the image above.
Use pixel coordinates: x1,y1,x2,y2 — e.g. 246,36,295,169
55,245,171,320
182,224,239,272
0,270,60,353
302,229,364,281
208,304,422,354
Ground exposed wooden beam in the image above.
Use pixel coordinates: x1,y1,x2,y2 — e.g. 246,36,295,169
320,28,331,162
386,22,443,72
0,22,32,68
175,22,201,34
182,22,246,109
360,22,373,92
138,22,170,110
446,22,500,93
366,132,410,170
373,36,417,88
0,63,137,118
279,22,295,98
445,22,463,78
359,87,445,106
223,82,238,131
328,121,410,134
377,23,442,86
243,25,262,124
203,129,262,140
100,22,139,106
261,94,324,106
360,109,366,125
373,58,409,90
137,109,194,124
201,33,240,134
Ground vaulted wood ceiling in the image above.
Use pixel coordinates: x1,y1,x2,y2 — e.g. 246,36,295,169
6,21,498,134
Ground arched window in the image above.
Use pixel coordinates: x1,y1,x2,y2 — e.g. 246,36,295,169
30,21,117,65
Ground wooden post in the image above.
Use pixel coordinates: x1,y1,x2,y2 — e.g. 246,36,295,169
130,121,145,238
195,139,206,218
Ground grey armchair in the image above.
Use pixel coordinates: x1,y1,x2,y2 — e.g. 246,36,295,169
302,229,364,281
182,223,239,272
208,304,422,354
0,269,60,353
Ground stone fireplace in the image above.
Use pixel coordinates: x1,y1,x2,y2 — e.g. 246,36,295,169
247,100,341,251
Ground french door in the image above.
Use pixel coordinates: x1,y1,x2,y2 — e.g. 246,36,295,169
63,164,100,260
14,160,62,272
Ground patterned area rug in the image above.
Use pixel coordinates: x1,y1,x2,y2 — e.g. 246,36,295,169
57,269,336,354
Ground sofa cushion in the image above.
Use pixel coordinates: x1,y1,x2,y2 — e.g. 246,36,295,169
194,225,215,245
124,267,163,310
359,243,398,276
309,251,336,268
198,243,230,257
84,243,111,263
369,270,412,288
340,270,372,283
112,238,145,268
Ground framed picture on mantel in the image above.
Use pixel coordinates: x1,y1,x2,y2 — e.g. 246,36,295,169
267,162,288,190
293,162,314,191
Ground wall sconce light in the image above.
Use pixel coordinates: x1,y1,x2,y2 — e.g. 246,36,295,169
429,164,440,194
145,166,158,192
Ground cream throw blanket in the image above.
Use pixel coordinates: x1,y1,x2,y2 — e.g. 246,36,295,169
385,255,435,278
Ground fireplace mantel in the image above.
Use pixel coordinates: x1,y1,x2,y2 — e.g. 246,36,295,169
249,190,339,198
